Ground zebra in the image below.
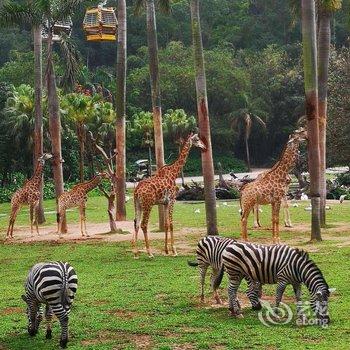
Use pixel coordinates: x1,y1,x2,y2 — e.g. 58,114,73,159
21,262,78,348
188,236,262,306
215,242,333,325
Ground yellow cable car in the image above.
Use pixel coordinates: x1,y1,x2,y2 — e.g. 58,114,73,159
83,3,118,42
42,18,73,42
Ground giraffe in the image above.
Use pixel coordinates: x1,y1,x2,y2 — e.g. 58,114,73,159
231,173,292,228
57,172,108,238
240,128,307,243
133,133,206,258
6,153,52,239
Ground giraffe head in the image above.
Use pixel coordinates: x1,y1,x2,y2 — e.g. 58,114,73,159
37,153,53,165
288,127,307,144
189,133,206,150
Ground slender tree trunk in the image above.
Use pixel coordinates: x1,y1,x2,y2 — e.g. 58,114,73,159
77,122,85,182
317,9,330,228
190,0,218,235
46,31,67,232
115,0,127,221
301,0,321,241
33,26,45,224
146,0,165,231
245,136,251,172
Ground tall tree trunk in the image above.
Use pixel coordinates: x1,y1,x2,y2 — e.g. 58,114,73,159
317,9,330,228
146,0,165,230
77,122,85,182
190,0,218,235
245,136,251,172
115,0,127,221
33,26,45,224
46,31,67,232
301,0,321,241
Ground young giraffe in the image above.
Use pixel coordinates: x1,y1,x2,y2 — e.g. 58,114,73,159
57,173,108,237
6,153,52,239
232,173,292,228
240,128,307,243
133,133,206,258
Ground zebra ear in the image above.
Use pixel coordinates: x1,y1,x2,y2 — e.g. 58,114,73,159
21,294,27,302
328,288,336,293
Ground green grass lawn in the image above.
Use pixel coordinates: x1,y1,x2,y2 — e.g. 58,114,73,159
0,197,350,349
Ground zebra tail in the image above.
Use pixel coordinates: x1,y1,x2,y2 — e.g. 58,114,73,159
212,266,225,290
61,270,70,309
187,260,199,267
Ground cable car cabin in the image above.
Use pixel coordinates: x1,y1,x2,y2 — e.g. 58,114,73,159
83,6,117,42
42,18,73,42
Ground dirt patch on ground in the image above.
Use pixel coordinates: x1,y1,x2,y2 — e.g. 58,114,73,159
0,307,22,315
107,308,139,319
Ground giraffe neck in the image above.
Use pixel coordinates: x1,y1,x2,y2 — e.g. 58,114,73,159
80,176,102,193
270,141,299,177
29,162,44,187
167,138,192,180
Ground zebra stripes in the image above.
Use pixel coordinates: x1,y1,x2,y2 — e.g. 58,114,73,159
188,236,236,303
22,262,78,348
189,236,262,306
216,242,331,324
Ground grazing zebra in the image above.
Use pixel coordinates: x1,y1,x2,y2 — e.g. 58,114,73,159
188,236,262,306
21,262,78,348
216,242,332,325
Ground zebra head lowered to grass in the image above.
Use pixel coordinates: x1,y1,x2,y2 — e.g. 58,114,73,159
21,262,78,348
215,242,334,325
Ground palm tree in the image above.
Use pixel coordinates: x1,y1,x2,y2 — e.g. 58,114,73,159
190,0,217,235
134,0,170,230
317,0,342,227
301,0,321,240
33,25,45,223
4,85,36,154
60,92,96,182
0,0,84,233
163,109,196,186
231,110,266,172
115,0,127,221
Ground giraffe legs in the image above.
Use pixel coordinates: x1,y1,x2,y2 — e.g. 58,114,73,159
132,199,142,258
271,201,281,244
140,207,153,258
6,205,20,239
282,197,292,227
241,206,252,241
164,204,169,255
168,202,177,256
253,204,262,228
31,201,39,236
79,205,88,237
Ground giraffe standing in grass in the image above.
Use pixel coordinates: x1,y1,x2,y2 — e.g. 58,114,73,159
240,128,307,243
133,133,206,258
57,173,108,237
6,153,52,239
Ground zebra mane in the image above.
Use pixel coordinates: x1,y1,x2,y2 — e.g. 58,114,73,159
294,248,309,260
295,248,329,294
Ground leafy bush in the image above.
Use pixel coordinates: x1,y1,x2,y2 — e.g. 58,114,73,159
336,172,350,186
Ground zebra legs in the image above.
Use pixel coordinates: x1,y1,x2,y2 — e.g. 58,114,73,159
274,281,287,314
211,268,223,304
293,283,307,324
45,305,53,339
52,306,69,348
247,280,262,310
227,275,243,317
199,264,209,303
